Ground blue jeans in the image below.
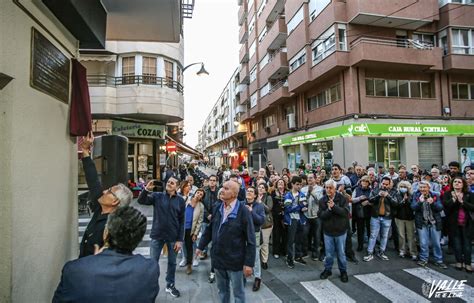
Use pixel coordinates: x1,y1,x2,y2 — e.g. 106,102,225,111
254,232,261,279
367,217,392,254
418,225,443,263
150,239,177,287
201,222,210,253
215,269,246,303
324,233,347,272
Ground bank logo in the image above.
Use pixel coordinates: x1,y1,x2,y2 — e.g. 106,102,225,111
421,279,466,299
347,124,368,135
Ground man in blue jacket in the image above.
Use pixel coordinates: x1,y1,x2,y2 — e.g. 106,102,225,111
196,180,256,303
138,176,185,298
53,206,159,303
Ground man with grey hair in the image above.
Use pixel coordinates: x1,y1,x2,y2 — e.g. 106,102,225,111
79,132,133,258
53,206,159,302
186,175,198,196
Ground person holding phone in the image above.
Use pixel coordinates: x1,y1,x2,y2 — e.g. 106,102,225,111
138,176,185,298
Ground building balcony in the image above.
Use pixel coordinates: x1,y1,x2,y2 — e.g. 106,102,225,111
238,110,251,122
288,61,309,92
240,84,250,105
443,54,474,72
310,51,350,84
240,63,250,84
239,42,249,63
249,79,259,96
258,17,286,56
349,37,443,71
259,80,290,109
260,50,289,82
235,104,246,114
249,103,260,117
263,0,285,24
238,1,247,26
87,75,184,122
239,23,248,44
347,0,438,29
439,3,474,28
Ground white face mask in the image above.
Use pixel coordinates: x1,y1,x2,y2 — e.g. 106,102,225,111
400,188,408,193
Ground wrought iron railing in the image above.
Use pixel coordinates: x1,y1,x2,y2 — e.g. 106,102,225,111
87,75,184,93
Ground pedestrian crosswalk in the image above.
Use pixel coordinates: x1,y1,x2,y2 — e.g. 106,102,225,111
300,267,473,302
78,216,152,257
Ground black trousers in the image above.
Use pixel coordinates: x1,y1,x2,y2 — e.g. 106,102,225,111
355,217,370,248
272,214,287,256
184,229,193,265
304,218,322,257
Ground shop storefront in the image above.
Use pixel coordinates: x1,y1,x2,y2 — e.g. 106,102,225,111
276,121,474,170
111,120,166,182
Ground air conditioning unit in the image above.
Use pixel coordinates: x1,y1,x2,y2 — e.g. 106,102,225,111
287,113,296,129
264,126,271,133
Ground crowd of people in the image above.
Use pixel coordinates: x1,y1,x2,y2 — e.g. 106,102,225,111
52,131,474,303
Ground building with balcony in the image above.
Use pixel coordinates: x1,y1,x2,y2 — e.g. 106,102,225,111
198,68,249,169
237,0,474,171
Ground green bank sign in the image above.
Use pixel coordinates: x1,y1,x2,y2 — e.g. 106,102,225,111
112,121,166,139
278,123,474,146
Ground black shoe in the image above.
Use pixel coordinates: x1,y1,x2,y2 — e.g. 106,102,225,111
286,258,295,269
165,284,180,298
252,278,261,291
340,272,349,283
347,255,359,264
311,252,319,261
200,252,208,260
262,262,268,270
295,257,307,265
320,270,332,279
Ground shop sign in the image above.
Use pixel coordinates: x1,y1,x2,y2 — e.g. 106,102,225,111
166,142,177,152
278,123,474,146
112,121,166,139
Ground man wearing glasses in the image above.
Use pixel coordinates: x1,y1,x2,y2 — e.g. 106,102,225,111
138,175,186,298
201,175,220,282
79,132,133,258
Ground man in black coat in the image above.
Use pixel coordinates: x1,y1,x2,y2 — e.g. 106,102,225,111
79,132,133,258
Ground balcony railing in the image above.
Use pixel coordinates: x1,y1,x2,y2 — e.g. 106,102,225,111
87,75,184,93
350,37,434,50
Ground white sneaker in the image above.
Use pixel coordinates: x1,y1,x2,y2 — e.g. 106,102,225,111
179,259,186,267
192,258,199,267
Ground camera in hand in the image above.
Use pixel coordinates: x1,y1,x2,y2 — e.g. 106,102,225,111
152,180,163,192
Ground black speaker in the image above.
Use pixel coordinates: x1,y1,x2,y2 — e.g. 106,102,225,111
92,135,128,189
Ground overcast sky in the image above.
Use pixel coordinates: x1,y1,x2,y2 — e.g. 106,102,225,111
183,0,240,147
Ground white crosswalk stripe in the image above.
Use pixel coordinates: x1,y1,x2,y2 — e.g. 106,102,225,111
404,267,474,302
301,280,355,303
355,272,430,303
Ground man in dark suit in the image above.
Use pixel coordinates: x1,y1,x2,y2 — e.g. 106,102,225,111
53,206,159,303
79,132,133,258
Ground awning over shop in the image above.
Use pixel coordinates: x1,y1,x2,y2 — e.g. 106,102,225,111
166,135,203,158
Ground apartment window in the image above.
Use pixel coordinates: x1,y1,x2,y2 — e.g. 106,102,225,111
258,26,268,43
287,6,304,34
249,40,256,58
439,0,474,5
260,83,270,97
122,56,135,84
452,83,474,100
439,30,448,55
257,0,267,17
263,114,275,127
165,60,174,88
412,33,435,47
283,104,296,119
259,53,270,70
289,48,306,73
452,28,474,54
142,56,157,84
306,83,341,111
248,15,255,34
366,78,434,98
312,26,345,65
250,92,258,108
308,0,330,21
250,65,257,82
252,121,259,132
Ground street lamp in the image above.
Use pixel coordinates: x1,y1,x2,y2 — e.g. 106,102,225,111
182,62,209,76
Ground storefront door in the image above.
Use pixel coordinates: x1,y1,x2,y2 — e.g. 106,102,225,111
418,138,443,170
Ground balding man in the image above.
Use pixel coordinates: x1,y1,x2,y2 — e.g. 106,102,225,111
197,180,256,303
